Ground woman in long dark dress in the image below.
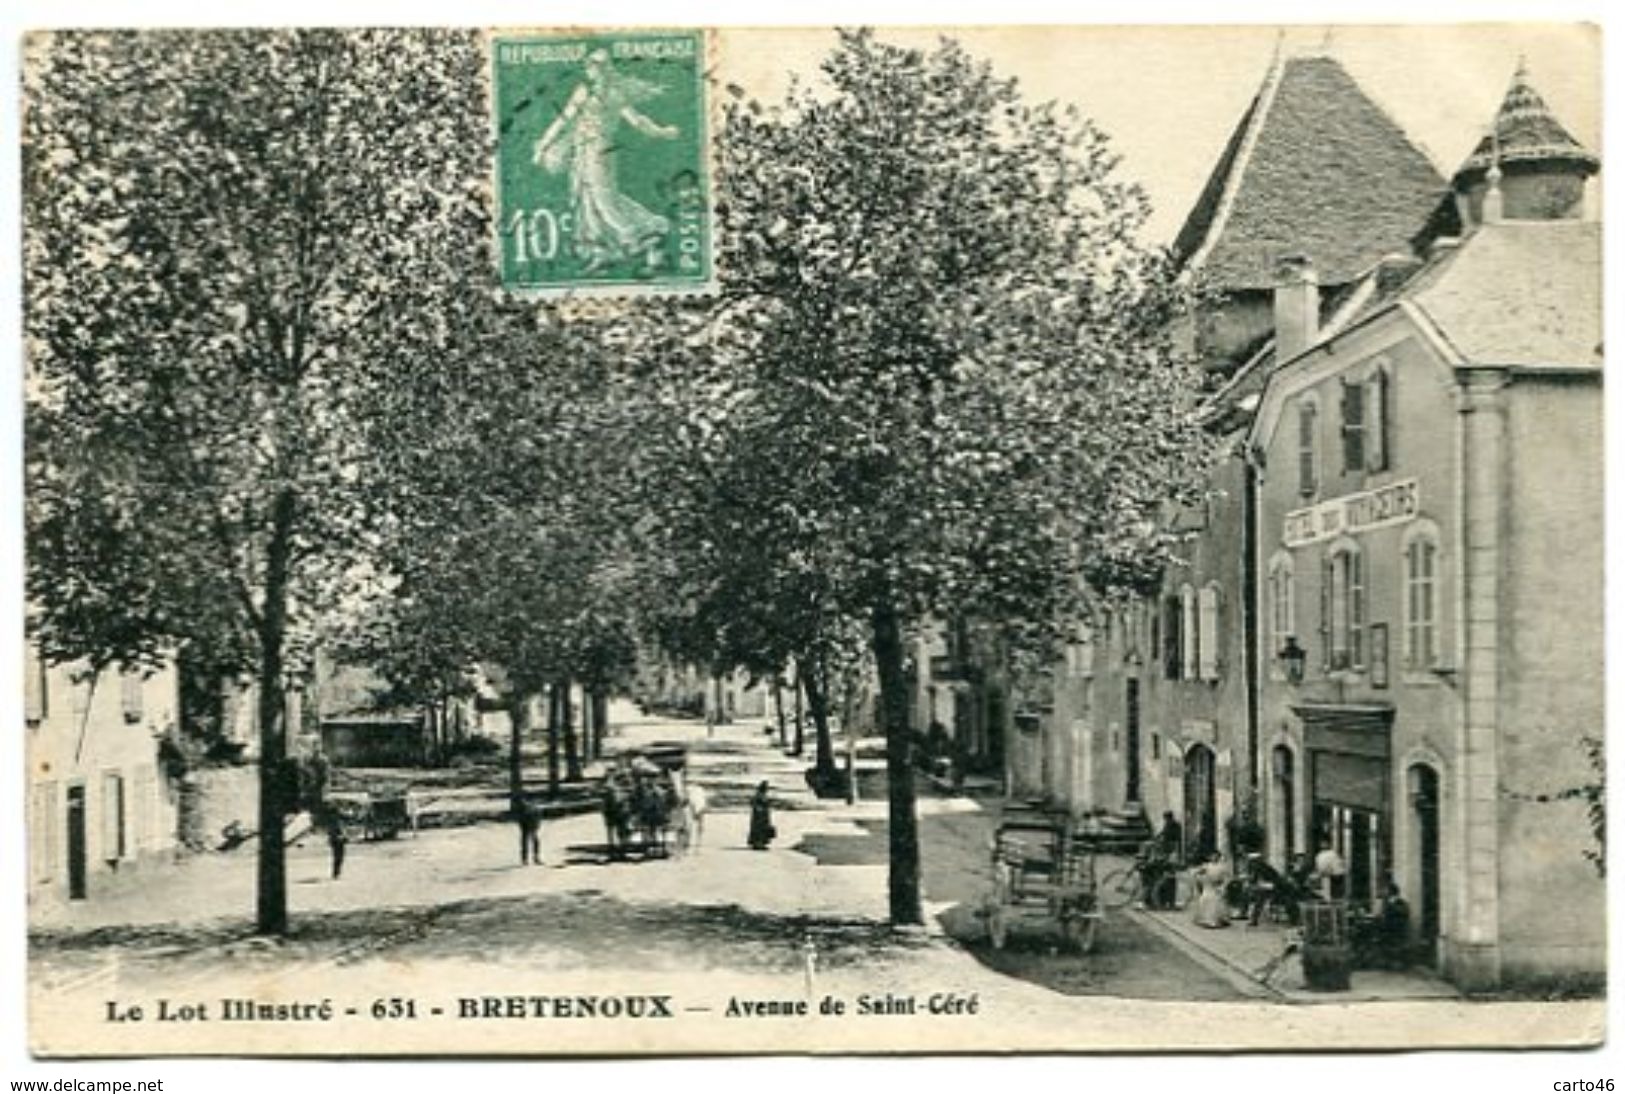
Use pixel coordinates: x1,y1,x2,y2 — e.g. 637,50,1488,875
747,781,776,850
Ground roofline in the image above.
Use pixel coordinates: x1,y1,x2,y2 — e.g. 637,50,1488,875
1197,252,1399,418
1183,54,1286,274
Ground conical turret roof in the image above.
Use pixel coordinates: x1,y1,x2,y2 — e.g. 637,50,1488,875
1454,62,1599,181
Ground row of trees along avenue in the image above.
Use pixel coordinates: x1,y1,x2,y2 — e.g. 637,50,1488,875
24,28,1212,934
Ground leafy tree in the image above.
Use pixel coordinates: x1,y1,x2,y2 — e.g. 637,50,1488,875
23,29,491,935
712,30,1210,923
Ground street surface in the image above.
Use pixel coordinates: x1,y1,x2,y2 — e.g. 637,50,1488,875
28,707,1604,1054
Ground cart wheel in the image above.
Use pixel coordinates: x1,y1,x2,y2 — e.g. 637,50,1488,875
1062,914,1099,955
988,902,1010,950
1099,866,1141,910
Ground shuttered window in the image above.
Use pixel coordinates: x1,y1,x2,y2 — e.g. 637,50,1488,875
1405,536,1439,668
1366,366,1392,472
1180,585,1198,681
24,643,47,724
1161,595,1181,680
31,782,57,884
1341,377,1366,473
1199,585,1222,680
1328,546,1366,671
1268,552,1295,654
1298,401,1319,497
102,772,126,861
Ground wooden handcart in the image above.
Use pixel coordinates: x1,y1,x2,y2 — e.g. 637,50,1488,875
982,805,1102,953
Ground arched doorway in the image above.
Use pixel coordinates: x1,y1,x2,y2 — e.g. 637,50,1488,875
1270,744,1296,866
1408,763,1442,962
1184,744,1217,863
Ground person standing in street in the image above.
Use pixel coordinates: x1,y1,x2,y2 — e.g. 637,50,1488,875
516,793,545,866
1156,810,1185,866
747,781,776,850
324,804,348,881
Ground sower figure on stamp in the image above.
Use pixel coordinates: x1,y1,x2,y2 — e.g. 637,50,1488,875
532,48,678,273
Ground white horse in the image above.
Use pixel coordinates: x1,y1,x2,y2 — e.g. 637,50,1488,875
671,770,708,855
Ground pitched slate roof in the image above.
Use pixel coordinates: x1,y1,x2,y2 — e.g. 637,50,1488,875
1408,220,1602,371
1174,55,1448,291
1454,62,1600,182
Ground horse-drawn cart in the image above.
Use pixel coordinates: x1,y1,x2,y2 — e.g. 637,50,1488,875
325,788,410,841
982,805,1101,953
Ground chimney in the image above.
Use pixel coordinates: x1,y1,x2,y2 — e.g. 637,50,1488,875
1274,254,1319,361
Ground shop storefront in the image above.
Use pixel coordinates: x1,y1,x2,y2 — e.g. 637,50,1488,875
1296,702,1392,907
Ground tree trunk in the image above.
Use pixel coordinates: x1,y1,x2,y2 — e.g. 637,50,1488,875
792,659,805,756
562,680,582,782
871,600,922,926
546,684,561,797
806,660,837,781
772,676,788,749
507,694,527,807
580,689,595,763
593,690,609,758
254,489,296,937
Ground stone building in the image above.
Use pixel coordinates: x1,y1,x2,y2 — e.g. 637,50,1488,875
1248,65,1602,989
25,642,181,905
1030,52,1448,857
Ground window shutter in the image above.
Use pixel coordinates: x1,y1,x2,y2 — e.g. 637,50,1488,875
102,772,125,861
1298,403,1317,497
24,644,46,723
1319,555,1332,671
1350,553,1366,668
1198,585,1220,680
1341,378,1365,473
1162,596,1181,680
1367,368,1391,472
1181,587,1198,680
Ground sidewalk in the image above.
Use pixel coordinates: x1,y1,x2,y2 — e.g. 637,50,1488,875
1126,887,1461,1004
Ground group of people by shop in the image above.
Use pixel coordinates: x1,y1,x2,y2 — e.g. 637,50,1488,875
1134,812,1413,966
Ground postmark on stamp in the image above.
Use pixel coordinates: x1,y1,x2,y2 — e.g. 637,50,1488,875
491,30,713,296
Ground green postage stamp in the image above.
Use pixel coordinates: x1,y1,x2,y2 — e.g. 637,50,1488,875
492,31,713,296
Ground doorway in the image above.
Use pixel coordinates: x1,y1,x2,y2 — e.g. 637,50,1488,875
1271,744,1296,865
1410,764,1442,960
66,784,87,900
1124,680,1141,805
1184,744,1217,862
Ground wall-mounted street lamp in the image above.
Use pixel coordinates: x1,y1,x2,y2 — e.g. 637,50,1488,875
1278,637,1307,686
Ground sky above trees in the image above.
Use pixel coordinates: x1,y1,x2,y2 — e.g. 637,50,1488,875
720,24,1599,246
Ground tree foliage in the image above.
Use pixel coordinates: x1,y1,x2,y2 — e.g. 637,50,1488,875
23,28,493,934
704,30,1212,921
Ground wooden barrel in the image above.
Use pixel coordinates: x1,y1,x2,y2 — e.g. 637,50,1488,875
1300,900,1353,992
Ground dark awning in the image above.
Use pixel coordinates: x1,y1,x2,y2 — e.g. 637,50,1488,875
1293,701,1394,760
1294,702,1395,813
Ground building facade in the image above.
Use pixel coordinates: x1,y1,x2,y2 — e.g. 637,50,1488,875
1250,66,1602,988
1032,52,1447,859
1028,58,1603,991
25,643,181,905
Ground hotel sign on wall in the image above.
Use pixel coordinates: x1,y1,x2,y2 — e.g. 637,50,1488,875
1283,479,1420,548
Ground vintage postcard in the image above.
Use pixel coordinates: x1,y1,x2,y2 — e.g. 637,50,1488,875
19,23,1604,1057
